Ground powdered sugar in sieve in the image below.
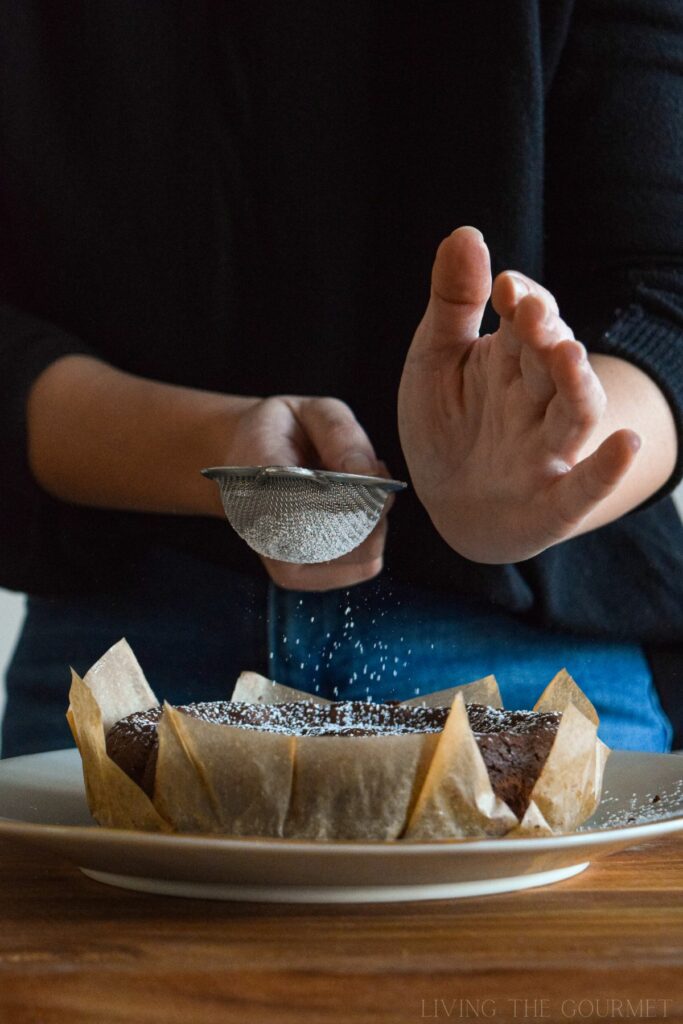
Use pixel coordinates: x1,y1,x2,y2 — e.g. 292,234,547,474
202,466,407,563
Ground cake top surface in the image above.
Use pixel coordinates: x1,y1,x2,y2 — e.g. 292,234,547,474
108,698,561,741
104,697,564,815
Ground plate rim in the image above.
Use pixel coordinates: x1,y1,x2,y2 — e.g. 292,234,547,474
0,748,681,856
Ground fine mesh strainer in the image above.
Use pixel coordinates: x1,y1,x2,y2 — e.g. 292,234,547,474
202,466,407,564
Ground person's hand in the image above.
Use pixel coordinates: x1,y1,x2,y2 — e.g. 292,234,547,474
397,227,641,563
224,395,390,590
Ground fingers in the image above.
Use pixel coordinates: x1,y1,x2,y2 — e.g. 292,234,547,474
283,396,382,475
493,272,573,368
546,429,641,535
511,295,573,403
225,395,391,590
259,397,390,590
505,290,607,463
237,396,384,476
488,272,576,416
492,270,559,321
491,275,603,464
415,226,492,356
514,292,573,349
490,287,573,411
228,396,315,468
544,341,606,459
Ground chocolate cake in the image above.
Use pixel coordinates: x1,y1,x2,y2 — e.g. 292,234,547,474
106,699,561,820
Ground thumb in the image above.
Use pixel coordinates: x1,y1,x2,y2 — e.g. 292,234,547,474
418,226,492,355
284,397,381,475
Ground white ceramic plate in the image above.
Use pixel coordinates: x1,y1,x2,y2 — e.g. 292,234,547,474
0,749,681,903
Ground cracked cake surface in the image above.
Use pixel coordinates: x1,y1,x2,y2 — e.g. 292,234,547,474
105,698,561,819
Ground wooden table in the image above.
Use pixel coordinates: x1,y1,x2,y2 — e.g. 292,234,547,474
0,835,681,1024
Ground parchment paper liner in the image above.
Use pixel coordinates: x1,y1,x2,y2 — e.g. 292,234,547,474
510,670,610,836
232,672,332,705
68,641,609,839
226,673,503,837
406,669,608,839
66,642,169,832
404,692,519,839
232,670,502,710
155,703,295,836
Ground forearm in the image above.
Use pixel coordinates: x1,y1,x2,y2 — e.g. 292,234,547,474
27,354,256,516
570,353,678,535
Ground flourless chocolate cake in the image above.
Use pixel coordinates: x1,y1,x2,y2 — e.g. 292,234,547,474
106,700,561,820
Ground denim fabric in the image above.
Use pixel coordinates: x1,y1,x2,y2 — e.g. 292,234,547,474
268,574,673,752
2,553,672,758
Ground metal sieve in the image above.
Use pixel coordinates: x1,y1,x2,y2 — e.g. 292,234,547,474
202,465,407,564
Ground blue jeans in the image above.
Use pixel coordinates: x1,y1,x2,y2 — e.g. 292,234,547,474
267,576,672,752
1,551,672,758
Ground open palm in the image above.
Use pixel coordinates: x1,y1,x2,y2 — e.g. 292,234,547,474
398,227,640,563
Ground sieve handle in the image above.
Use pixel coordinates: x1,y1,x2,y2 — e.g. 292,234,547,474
201,465,407,492
257,466,330,487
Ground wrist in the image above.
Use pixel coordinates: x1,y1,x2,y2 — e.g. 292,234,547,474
193,395,259,517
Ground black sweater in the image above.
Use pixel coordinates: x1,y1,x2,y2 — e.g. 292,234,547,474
1,3,682,706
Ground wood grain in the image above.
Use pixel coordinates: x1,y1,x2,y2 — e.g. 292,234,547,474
0,836,681,1024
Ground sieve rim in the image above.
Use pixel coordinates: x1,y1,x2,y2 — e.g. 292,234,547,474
201,465,407,492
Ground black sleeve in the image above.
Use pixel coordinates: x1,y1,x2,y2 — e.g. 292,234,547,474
501,0,683,649
0,301,94,592
544,0,683,505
